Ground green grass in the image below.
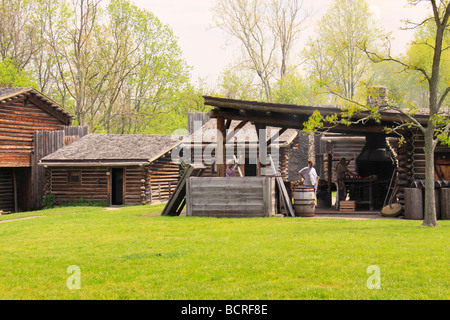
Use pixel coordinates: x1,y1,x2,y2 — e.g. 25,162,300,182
0,205,449,300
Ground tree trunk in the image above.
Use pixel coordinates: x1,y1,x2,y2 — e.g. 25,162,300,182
422,126,438,227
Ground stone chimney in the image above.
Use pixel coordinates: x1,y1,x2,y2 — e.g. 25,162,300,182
367,86,389,107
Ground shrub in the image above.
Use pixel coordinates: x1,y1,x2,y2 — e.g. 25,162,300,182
42,194,56,209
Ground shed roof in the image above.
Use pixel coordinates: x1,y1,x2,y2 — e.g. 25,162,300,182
203,95,434,135
0,87,74,124
40,134,184,166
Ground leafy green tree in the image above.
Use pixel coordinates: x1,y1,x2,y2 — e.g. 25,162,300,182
212,0,308,101
0,58,37,87
272,71,328,105
306,0,449,227
304,0,385,101
217,66,262,100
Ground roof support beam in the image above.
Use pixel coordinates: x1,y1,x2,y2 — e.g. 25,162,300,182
216,116,226,177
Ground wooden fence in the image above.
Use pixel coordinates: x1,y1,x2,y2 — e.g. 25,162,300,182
30,126,88,210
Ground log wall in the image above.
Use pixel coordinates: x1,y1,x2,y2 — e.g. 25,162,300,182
148,153,180,202
45,159,179,206
0,99,67,167
321,136,366,179
125,166,147,205
186,176,276,217
46,167,110,204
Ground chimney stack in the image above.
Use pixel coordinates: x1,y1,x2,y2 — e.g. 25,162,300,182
367,86,389,107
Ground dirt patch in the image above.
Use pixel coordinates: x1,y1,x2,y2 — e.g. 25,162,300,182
104,206,121,211
0,216,46,224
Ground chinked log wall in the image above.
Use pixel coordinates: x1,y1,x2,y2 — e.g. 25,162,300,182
125,166,147,205
405,131,449,181
46,153,180,206
148,152,180,202
395,130,450,206
46,167,110,204
0,99,67,167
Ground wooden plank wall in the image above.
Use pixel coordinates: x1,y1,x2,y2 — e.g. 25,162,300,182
187,112,210,135
0,168,14,213
186,177,275,217
31,126,89,210
0,99,67,167
32,130,64,210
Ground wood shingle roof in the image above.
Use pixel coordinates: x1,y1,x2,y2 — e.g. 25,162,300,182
40,134,184,165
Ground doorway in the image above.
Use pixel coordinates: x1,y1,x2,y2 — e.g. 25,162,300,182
111,168,124,205
244,157,257,176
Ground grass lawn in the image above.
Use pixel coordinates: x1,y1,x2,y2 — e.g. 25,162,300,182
0,204,449,300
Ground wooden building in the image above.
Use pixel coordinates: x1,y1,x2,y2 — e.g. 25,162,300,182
0,87,81,213
200,95,449,214
179,118,299,181
39,134,183,206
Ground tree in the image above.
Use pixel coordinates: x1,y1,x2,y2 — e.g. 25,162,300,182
362,0,450,227
217,66,262,100
304,0,385,101
0,58,37,87
0,0,41,69
212,0,308,101
272,71,325,105
38,0,191,132
306,0,449,227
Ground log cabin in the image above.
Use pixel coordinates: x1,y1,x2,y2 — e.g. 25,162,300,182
39,134,183,206
0,87,80,213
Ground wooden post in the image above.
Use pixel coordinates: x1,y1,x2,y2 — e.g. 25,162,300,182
255,123,267,176
107,170,111,205
217,116,226,177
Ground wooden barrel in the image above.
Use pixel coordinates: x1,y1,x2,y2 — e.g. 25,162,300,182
440,188,450,220
293,187,316,217
404,188,423,220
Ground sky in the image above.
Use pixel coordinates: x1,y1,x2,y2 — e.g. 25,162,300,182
133,0,429,87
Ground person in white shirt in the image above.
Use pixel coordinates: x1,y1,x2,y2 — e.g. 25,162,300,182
299,161,319,192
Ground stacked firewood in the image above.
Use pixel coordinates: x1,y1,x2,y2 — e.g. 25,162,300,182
290,180,304,192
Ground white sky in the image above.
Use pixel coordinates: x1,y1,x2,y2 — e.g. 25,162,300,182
133,0,429,87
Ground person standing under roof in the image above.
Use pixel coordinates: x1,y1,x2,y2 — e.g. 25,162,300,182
225,159,237,177
299,160,319,192
335,157,355,205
